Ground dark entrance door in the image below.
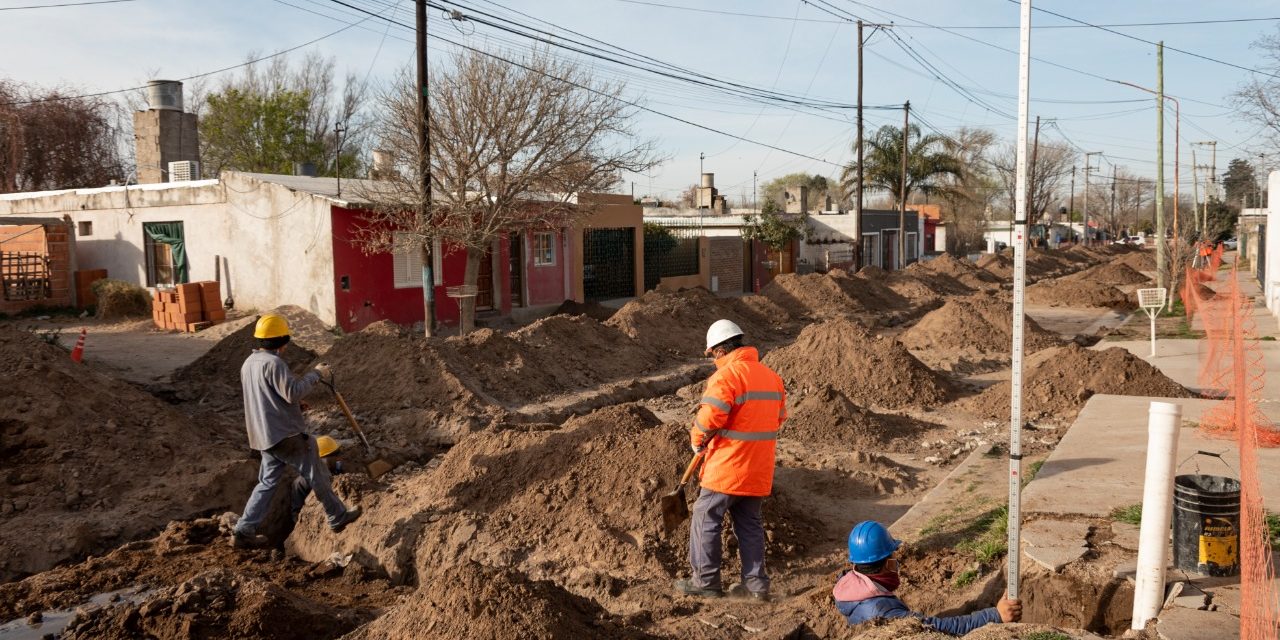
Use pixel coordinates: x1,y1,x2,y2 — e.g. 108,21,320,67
882,231,898,270
476,250,494,310
583,228,635,301
509,233,523,307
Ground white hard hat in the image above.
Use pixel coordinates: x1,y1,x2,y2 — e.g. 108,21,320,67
705,319,744,353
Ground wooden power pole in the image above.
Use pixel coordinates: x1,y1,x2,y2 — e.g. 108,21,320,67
416,0,436,337
899,100,909,269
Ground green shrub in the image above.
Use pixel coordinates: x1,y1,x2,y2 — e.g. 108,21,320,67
92,278,151,319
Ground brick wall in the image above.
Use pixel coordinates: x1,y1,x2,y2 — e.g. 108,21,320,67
0,223,73,314
134,109,200,184
709,236,743,294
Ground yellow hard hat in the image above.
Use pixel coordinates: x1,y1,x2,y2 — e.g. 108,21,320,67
315,435,340,457
253,314,291,339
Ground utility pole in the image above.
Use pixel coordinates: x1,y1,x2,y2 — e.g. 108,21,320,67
752,170,757,211
1154,41,1166,292
899,100,910,269
1192,141,1217,237
1027,116,1041,237
699,152,704,177
416,0,436,337
334,121,346,198
856,19,864,268
1083,152,1100,246
1069,165,1076,224
1110,165,1117,238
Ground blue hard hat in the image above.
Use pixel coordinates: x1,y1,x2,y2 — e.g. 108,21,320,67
847,521,901,564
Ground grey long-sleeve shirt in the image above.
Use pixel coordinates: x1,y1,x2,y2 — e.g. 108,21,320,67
240,349,321,451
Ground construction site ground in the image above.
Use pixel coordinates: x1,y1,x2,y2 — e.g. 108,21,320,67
0,244,1249,639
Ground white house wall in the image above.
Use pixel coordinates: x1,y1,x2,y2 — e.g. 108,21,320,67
0,173,338,325
1266,171,1280,318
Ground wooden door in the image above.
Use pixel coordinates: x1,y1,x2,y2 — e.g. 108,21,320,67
476,250,494,310
509,234,523,307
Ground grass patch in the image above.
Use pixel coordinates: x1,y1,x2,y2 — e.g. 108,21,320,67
1023,459,1045,487
1262,336,1277,342
1160,299,1187,318
1023,632,1072,640
1111,503,1143,525
952,568,978,589
955,504,1009,565
1267,512,1280,548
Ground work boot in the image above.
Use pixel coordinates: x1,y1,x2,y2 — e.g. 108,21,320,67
673,578,723,598
728,583,771,602
330,506,362,533
230,531,270,549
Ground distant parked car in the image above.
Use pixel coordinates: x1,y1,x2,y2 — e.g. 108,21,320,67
1224,237,1238,250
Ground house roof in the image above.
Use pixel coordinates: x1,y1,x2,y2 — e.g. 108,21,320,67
237,173,383,204
0,216,65,226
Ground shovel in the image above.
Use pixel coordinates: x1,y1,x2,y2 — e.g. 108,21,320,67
660,438,714,535
320,375,394,480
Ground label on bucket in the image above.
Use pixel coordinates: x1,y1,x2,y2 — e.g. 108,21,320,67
1199,516,1239,568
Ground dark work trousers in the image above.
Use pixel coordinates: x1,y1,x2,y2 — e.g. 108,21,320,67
235,433,348,534
688,487,769,593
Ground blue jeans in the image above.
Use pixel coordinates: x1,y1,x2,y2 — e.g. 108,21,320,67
688,488,769,593
235,434,348,534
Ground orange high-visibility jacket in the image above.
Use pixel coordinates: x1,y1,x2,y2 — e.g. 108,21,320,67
690,346,787,497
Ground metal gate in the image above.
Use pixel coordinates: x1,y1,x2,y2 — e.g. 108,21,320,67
1257,223,1266,286
643,220,700,291
0,251,51,301
583,227,635,301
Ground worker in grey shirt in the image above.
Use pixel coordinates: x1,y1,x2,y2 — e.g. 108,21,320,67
231,313,361,549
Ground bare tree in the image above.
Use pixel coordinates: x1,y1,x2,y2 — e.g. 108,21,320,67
938,127,999,254
355,49,661,334
0,79,128,193
1232,26,1280,150
991,141,1075,223
1089,167,1151,239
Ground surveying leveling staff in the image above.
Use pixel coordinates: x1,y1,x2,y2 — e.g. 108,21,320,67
230,314,361,549
674,319,787,601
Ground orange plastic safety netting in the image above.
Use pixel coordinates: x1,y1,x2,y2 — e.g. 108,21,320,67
1189,263,1280,639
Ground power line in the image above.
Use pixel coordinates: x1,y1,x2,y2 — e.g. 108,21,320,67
1010,0,1280,81
0,0,136,10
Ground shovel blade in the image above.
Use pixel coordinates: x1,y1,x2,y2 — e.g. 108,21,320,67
660,485,690,535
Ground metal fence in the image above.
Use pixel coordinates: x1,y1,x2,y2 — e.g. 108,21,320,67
643,219,701,291
583,228,636,301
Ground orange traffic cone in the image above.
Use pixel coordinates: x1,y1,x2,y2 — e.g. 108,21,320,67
69,328,86,364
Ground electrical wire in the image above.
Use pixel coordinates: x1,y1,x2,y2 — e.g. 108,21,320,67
0,0,136,10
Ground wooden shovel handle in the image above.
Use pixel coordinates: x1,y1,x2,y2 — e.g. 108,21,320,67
679,449,705,486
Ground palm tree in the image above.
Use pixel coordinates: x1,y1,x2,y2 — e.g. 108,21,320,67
840,123,963,206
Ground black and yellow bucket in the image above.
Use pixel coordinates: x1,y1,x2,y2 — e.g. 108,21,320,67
1172,474,1241,577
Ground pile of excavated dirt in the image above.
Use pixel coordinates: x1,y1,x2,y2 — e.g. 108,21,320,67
288,404,821,597
437,314,666,405
167,305,333,405
62,567,364,640
907,253,1001,291
552,299,616,322
342,563,656,640
1113,250,1156,271
606,288,790,358
976,252,1014,279
0,517,399,633
763,319,954,410
1026,278,1133,309
0,326,257,582
900,292,1062,354
965,343,1195,421
761,269,919,325
1067,261,1151,286
783,384,941,453
1066,245,1109,264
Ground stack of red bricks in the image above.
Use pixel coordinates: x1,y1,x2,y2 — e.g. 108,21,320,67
152,281,227,332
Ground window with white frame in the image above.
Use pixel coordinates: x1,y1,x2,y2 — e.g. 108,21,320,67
906,232,918,262
533,231,556,266
392,235,444,288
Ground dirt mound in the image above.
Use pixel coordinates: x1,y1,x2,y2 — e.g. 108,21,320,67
976,252,1013,279
289,404,820,596
62,567,363,640
762,272,873,321
1026,278,1133,309
1066,245,1108,263
909,253,1002,290
168,305,333,402
1113,250,1156,271
606,288,787,357
784,384,940,453
0,326,256,582
552,299,617,322
1068,262,1151,285
763,319,953,409
343,563,655,640
437,314,666,405
965,343,1194,421
900,293,1062,354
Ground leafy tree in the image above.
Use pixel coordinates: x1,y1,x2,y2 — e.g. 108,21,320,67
1222,158,1260,208
742,198,808,256
760,172,831,210
643,221,678,256
839,123,962,207
0,79,127,192
937,127,998,254
200,88,318,175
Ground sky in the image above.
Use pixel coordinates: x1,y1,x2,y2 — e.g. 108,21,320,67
1,0,1277,205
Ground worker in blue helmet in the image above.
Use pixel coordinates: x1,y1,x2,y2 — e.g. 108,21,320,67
834,521,1022,635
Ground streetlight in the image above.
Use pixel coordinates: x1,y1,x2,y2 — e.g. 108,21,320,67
1109,80,1180,245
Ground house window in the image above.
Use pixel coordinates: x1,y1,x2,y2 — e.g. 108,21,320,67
906,232,918,262
861,233,880,268
77,221,93,236
392,235,443,288
143,221,184,286
533,232,556,266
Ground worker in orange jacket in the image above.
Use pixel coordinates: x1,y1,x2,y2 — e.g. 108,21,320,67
674,319,787,601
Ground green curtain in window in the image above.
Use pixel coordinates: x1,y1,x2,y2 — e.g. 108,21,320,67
143,222,188,283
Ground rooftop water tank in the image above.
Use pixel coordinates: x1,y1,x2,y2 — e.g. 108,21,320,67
146,80,183,111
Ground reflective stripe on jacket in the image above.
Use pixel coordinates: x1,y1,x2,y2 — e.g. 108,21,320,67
690,346,787,497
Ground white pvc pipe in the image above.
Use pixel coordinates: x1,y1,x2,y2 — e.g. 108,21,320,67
1132,401,1183,630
